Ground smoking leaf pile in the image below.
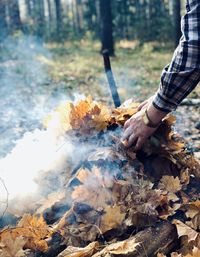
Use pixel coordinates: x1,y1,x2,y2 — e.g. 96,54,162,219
0,97,200,257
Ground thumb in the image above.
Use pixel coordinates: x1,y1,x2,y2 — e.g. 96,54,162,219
137,100,148,111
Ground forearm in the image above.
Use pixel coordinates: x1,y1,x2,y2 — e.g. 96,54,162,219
152,0,200,112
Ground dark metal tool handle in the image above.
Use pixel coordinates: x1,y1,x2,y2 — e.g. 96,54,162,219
102,50,121,108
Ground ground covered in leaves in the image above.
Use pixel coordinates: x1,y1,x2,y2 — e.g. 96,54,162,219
0,97,199,257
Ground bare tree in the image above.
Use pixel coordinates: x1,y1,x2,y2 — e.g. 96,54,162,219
47,0,52,23
8,0,22,32
0,0,8,42
54,0,62,41
25,0,32,17
99,0,115,56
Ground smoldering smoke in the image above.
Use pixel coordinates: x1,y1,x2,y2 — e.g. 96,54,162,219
0,36,84,217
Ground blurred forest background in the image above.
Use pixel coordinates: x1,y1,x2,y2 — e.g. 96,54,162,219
0,0,183,52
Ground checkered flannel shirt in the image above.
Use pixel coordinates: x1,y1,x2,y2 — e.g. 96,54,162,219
153,0,200,112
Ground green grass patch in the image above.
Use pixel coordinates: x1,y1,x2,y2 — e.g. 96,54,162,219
44,40,174,103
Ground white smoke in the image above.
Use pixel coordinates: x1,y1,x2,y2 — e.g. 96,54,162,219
0,35,74,216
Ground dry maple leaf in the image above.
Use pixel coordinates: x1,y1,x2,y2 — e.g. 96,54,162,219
0,234,26,257
71,183,114,209
172,220,199,243
184,247,200,257
182,201,200,219
93,238,140,256
0,214,52,252
88,105,111,131
69,97,111,133
100,205,126,233
171,247,200,257
180,201,200,230
17,214,52,252
112,105,138,125
72,166,115,209
158,176,182,193
57,241,100,257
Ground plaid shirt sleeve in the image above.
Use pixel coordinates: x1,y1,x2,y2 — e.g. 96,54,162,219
153,0,200,112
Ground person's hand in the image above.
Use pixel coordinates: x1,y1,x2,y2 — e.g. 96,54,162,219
122,109,157,151
122,103,167,151
137,96,154,111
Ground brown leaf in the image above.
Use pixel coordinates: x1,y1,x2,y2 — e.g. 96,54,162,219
58,241,100,257
0,234,26,257
172,248,200,257
172,220,199,243
100,205,126,233
158,176,182,193
93,238,140,256
157,253,166,257
183,247,200,257
72,184,113,209
181,201,200,230
0,214,52,252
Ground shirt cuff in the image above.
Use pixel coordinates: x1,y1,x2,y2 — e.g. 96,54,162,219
152,91,177,113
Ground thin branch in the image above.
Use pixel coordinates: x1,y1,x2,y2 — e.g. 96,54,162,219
0,177,9,219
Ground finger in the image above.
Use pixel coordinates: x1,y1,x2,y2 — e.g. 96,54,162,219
137,100,148,111
127,133,137,148
122,126,133,140
134,137,146,151
124,119,131,129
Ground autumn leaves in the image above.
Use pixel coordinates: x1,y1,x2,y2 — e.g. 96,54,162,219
0,97,200,256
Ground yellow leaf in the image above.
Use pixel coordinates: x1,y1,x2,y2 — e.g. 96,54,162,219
17,214,52,251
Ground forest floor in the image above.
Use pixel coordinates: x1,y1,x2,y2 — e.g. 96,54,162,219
0,37,199,159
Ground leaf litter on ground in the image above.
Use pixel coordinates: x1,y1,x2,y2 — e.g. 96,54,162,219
0,97,200,256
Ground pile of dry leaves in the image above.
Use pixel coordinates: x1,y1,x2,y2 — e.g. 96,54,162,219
0,97,200,257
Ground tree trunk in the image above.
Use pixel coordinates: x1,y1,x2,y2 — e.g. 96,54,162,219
54,0,62,41
75,0,82,36
35,0,45,38
99,0,115,56
0,0,8,42
122,0,129,39
8,0,22,32
71,0,76,36
25,0,32,17
95,0,101,38
172,0,182,47
47,0,52,23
